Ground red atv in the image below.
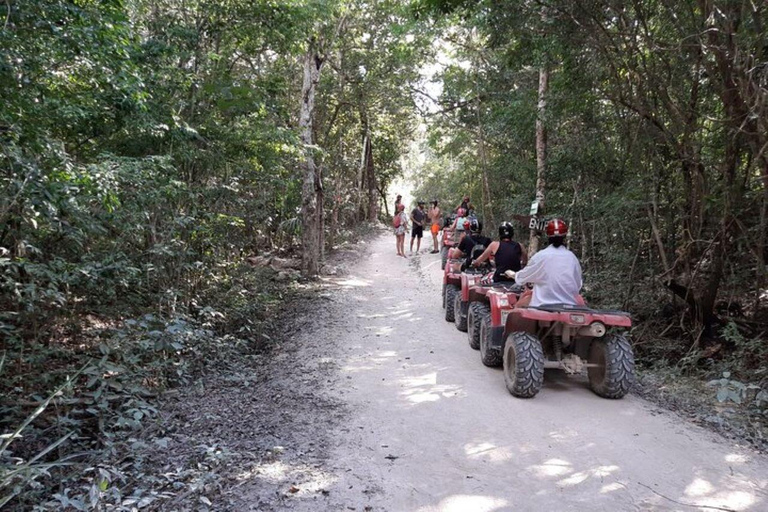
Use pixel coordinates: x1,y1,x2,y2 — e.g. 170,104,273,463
451,267,489,333
465,278,526,366
442,256,464,322
440,214,457,270
496,298,634,399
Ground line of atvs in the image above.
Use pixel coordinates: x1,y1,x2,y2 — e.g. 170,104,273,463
439,220,635,399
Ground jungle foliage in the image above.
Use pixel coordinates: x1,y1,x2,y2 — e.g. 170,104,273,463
413,0,768,372
0,0,427,507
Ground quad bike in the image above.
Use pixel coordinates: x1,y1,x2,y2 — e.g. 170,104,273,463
440,214,457,270
465,277,526,366
452,266,489,333
442,256,464,322
494,294,634,399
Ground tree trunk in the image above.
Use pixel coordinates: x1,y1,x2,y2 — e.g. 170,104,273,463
299,45,325,276
474,71,495,229
364,133,377,221
529,65,548,256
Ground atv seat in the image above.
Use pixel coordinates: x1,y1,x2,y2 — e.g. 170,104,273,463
483,282,524,292
532,303,631,317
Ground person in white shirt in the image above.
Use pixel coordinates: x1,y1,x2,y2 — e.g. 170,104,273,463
511,218,582,308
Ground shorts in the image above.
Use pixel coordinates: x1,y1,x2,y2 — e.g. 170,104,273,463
411,225,423,238
431,223,440,235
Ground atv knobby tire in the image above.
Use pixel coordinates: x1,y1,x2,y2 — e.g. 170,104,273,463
444,284,459,322
441,246,448,269
503,332,545,398
588,333,635,399
479,313,502,367
467,303,489,350
453,294,468,332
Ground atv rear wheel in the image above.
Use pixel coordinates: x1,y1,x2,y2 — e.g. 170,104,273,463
503,332,545,398
467,303,489,350
444,284,459,322
453,294,468,332
588,333,634,399
479,313,502,367
440,246,448,269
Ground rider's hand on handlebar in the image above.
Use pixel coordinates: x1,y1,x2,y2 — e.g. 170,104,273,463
504,270,516,279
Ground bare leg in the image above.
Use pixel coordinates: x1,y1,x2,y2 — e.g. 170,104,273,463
416,236,421,252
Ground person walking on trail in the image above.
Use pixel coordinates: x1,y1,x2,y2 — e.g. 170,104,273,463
471,221,527,282
394,194,402,215
512,218,582,307
393,203,408,257
410,201,426,253
428,200,442,254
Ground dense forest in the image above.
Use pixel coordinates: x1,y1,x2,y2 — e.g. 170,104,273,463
1,0,767,508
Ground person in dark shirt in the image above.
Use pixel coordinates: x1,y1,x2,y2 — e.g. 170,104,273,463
471,222,527,282
409,201,426,253
458,195,470,213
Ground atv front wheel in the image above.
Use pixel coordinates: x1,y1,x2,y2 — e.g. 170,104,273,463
441,246,448,269
467,303,489,350
503,332,545,398
588,333,634,399
479,314,502,367
444,284,459,322
453,294,468,332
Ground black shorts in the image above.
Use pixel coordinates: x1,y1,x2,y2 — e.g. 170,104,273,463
411,225,423,238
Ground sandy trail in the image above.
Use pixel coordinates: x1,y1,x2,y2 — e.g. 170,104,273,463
254,233,768,511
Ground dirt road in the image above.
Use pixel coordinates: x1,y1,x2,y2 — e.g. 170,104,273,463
242,233,768,511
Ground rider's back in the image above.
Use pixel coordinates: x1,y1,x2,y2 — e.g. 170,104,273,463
526,245,582,307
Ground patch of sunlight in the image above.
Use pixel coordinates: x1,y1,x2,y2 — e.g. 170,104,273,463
336,277,372,287
401,384,463,404
401,372,438,387
592,465,619,477
548,428,579,441
463,442,514,463
684,478,714,497
465,442,496,456
377,350,398,358
357,313,387,319
557,465,619,487
559,471,590,486
417,494,509,512
724,453,748,464
238,461,289,483
600,482,626,494
528,458,572,478
699,491,756,510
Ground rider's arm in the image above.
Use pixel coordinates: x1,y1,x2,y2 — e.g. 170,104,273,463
514,253,546,285
472,241,498,266
520,244,529,266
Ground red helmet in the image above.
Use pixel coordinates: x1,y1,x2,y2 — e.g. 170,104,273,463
545,218,568,237
457,208,466,216
463,220,471,231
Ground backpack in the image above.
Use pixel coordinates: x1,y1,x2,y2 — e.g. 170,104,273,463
393,214,402,228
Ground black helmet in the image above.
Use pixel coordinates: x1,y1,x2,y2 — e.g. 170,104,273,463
470,218,483,233
498,221,514,239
